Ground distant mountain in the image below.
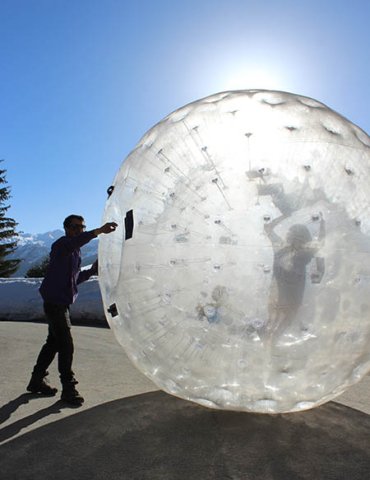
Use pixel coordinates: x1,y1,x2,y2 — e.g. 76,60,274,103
9,230,98,277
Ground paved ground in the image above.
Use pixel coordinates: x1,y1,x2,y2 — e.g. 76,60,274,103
1,321,370,479
0,321,157,444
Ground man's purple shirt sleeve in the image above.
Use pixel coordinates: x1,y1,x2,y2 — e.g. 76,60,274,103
77,262,98,284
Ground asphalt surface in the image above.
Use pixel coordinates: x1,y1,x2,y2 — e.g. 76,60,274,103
1,321,370,479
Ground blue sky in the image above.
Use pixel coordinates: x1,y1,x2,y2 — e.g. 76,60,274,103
1,0,369,234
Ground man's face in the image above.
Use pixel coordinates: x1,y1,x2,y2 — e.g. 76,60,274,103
65,218,86,237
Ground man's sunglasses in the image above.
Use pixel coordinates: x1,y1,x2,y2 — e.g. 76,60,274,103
70,224,86,230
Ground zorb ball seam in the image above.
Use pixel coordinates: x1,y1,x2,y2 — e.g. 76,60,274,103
99,89,370,413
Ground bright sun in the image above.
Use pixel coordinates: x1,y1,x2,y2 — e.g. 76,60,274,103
223,67,286,91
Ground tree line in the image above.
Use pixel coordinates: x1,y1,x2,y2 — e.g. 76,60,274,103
0,160,20,277
0,160,51,278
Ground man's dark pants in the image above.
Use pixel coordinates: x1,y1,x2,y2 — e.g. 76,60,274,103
33,302,74,384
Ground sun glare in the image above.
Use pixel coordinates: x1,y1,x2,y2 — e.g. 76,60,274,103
223,67,286,91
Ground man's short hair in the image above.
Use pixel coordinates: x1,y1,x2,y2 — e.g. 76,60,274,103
63,215,85,229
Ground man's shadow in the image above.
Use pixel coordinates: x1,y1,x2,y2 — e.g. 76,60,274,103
0,394,76,444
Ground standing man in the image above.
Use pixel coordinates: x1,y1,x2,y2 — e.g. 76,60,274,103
27,214,117,406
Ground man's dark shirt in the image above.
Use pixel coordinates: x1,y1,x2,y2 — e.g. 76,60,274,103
39,231,97,306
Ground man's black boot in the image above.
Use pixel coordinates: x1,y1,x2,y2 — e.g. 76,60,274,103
27,371,58,396
61,382,84,406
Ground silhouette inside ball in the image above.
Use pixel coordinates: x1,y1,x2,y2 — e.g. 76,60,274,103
99,90,370,413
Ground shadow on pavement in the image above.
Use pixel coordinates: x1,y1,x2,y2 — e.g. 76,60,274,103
0,394,81,444
0,394,34,425
0,391,369,480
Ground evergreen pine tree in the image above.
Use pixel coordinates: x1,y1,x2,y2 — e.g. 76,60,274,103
25,256,49,278
0,160,21,277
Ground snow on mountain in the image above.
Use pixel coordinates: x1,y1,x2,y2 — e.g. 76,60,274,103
16,230,62,247
9,230,98,277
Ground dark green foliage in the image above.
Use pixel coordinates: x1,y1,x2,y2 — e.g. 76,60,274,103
0,160,20,277
25,256,49,278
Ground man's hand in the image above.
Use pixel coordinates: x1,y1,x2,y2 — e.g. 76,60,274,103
94,222,118,236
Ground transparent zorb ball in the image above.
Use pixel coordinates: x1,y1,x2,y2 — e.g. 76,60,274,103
99,90,370,413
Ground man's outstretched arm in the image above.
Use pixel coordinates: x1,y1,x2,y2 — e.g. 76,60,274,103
93,222,118,237
62,222,118,253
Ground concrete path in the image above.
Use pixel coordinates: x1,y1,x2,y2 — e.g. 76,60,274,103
0,321,157,444
1,321,370,479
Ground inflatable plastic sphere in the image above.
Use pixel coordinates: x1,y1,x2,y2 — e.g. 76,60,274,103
99,90,370,413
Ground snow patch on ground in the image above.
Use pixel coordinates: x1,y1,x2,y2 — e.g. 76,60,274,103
0,277,106,323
